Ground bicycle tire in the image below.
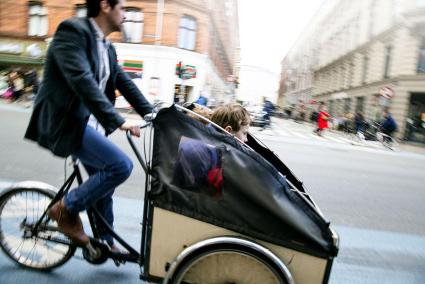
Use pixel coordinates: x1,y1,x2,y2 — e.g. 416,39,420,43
0,187,76,271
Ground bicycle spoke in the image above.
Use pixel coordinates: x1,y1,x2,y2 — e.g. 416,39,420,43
0,188,75,270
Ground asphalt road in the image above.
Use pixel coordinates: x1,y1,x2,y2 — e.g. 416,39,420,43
1,103,425,283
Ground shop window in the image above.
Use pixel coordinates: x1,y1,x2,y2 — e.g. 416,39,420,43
122,8,143,43
75,4,87,18
28,2,48,37
406,93,425,143
178,15,197,50
418,38,425,73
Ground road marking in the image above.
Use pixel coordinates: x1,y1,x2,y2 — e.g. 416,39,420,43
310,133,328,141
291,131,307,138
324,135,346,143
276,129,291,137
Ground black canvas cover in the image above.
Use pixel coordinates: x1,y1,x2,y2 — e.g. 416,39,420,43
149,106,337,257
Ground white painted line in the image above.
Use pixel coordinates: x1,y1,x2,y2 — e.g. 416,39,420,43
336,136,355,144
309,133,328,141
291,131,307,138
324,135,346,143
276,129,291,137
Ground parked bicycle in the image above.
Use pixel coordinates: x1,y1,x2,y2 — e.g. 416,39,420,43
345,119,398,150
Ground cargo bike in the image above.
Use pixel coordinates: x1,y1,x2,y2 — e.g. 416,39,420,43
0,104,339,283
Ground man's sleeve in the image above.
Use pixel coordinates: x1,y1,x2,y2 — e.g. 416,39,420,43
51,20,125,135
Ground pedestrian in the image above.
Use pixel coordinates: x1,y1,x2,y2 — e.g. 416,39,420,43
262,97,275,128
24,69,39,100
195,91,208,106
10,71,24,101
24,0,153,252
314,102,330,136
354,112,365,134
380,109,397,142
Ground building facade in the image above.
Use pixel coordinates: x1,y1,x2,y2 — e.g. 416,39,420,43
0,0,240,105
279,0,425,143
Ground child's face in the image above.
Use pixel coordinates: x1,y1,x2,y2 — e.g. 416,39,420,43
233,125,249,143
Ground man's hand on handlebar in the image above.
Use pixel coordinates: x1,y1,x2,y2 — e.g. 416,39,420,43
119,120,140,137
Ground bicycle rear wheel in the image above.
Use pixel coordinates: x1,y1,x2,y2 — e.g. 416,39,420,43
0,187,76,270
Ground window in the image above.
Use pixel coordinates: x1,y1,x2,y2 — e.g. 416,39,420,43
362,55,369,84
344,98,351,113
122,8,143,43
28,2,48,36
348,61,354,87
328,100,334,115
383,46,392,78
178,16,197,50
355,97,364,113
76,4,87,18
418,38,425,73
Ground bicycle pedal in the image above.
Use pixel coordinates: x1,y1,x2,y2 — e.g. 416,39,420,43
112,258,126,267
85,242,101,259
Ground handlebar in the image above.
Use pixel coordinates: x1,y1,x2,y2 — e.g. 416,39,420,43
125,122,151,174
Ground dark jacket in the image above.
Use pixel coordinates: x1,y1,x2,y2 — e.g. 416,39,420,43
25,17,152,157
381,114,397,133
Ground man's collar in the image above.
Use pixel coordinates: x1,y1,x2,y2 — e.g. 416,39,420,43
88,18,109,44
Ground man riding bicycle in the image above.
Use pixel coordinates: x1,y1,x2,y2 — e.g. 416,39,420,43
24,0,152,250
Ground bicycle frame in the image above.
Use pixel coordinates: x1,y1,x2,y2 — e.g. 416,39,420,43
29,160,142,263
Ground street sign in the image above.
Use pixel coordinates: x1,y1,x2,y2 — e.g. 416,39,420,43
182,64,196,79
379,86,394,99
175,62,196,79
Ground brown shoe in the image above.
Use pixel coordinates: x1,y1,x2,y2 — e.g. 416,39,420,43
47,199,89,245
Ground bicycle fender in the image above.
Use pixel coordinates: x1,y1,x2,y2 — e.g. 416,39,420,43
163,236,295,284
0,180,58,200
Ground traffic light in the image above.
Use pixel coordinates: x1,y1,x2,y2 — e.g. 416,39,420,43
176,61,182,78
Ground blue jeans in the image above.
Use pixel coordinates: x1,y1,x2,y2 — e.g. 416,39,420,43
64,125,133,245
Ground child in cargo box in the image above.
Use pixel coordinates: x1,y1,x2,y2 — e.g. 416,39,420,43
173,104,251,197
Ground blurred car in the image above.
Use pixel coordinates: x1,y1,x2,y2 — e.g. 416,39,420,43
271,105,288,118
247,105,270,128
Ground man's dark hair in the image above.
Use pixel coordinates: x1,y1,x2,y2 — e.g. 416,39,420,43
86,0,119,17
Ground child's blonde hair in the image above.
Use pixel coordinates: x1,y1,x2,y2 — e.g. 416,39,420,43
210,104,250,131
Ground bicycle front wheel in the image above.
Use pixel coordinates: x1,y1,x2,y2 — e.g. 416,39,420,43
0,187,76,271
171,247,288,284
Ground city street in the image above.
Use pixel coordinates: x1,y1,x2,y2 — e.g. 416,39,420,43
1,103,425,283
